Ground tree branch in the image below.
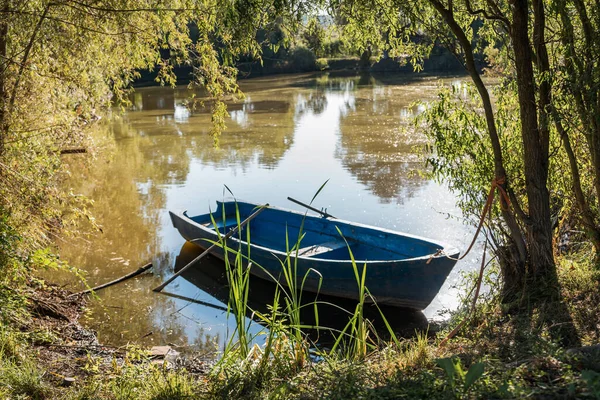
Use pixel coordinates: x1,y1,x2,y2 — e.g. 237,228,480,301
0,0,8,156
552,106,600,251
427,0,528,264
63,0,202,14
45,13,150,36
464,0,510,32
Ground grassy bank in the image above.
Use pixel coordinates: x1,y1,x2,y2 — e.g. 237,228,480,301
1,247,599,399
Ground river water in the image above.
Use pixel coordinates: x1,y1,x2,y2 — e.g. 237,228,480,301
58,72,481,352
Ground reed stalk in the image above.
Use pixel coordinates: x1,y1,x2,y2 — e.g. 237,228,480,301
207,182,400,366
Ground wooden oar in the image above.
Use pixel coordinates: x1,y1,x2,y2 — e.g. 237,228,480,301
152,204,269,293
69,263,152,297
287,196,335,219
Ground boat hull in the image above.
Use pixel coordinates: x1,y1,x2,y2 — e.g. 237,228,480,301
169,201,460,310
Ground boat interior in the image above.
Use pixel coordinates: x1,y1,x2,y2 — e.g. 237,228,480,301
189,203,440,261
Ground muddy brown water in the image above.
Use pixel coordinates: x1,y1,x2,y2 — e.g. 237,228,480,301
56,72,483,352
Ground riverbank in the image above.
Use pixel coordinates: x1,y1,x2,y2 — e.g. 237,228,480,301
0,282,213,399
1,252,599,399
134,50,466,87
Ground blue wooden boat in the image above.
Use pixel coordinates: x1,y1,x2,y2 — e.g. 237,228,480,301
169,201,460,310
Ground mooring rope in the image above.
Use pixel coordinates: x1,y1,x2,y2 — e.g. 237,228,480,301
436,176,513,347
439,240,488,347
427,176,510,264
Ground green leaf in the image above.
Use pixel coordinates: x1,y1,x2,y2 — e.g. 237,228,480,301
581,370,600,397
310,179,330,205
435,357,456,388
464,362,484,391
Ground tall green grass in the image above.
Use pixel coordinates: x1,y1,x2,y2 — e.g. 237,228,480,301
209,199,321,370
0,353,49,400
328,227,371,360
206,187,401,369
208,199,253,359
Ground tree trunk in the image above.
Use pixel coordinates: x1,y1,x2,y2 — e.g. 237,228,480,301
428,0,528,291
511,0,558,296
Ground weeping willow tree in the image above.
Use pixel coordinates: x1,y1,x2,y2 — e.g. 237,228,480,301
326,0,598,339
0,0,315,266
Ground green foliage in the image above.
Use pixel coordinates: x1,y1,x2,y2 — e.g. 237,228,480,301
319,0,600,311
417,82,493,220
416,82,500,249
0,356,49,400
0,208,21,279
1,0,600,398
288,46,318,71
0,0,312,292
302,18,326,57
316,58,329,70
332,0,433,67
0,327,24,362
403,329,431,367
323,38,346,58
436,357,485,397
582,370,600,399
1,253,599,399
145,368,199,400
0,208,29,326
417,76,571,252
2,1,205,255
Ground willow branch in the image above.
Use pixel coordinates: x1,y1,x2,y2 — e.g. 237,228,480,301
428,0,528,263
8,2,52,114
63,0,202,13
45,13,151,36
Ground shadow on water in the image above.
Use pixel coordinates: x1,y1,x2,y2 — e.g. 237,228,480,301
171,242,430,346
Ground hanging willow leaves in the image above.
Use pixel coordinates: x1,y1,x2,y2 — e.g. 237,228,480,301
0,0,306,251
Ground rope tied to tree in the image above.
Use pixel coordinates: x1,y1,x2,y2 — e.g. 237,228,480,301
427,176,511,264
435,176,513,347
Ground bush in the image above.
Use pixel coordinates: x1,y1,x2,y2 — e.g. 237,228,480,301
316,58,329,70
324,39,345,57
288,46,317,72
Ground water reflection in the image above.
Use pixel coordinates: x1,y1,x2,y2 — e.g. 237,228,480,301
296,90,328,116
58,72,478,348
335,78,441,204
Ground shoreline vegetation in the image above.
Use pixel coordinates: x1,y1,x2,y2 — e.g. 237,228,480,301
133,48,468,87
134,18,473,87
1,248,600,399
